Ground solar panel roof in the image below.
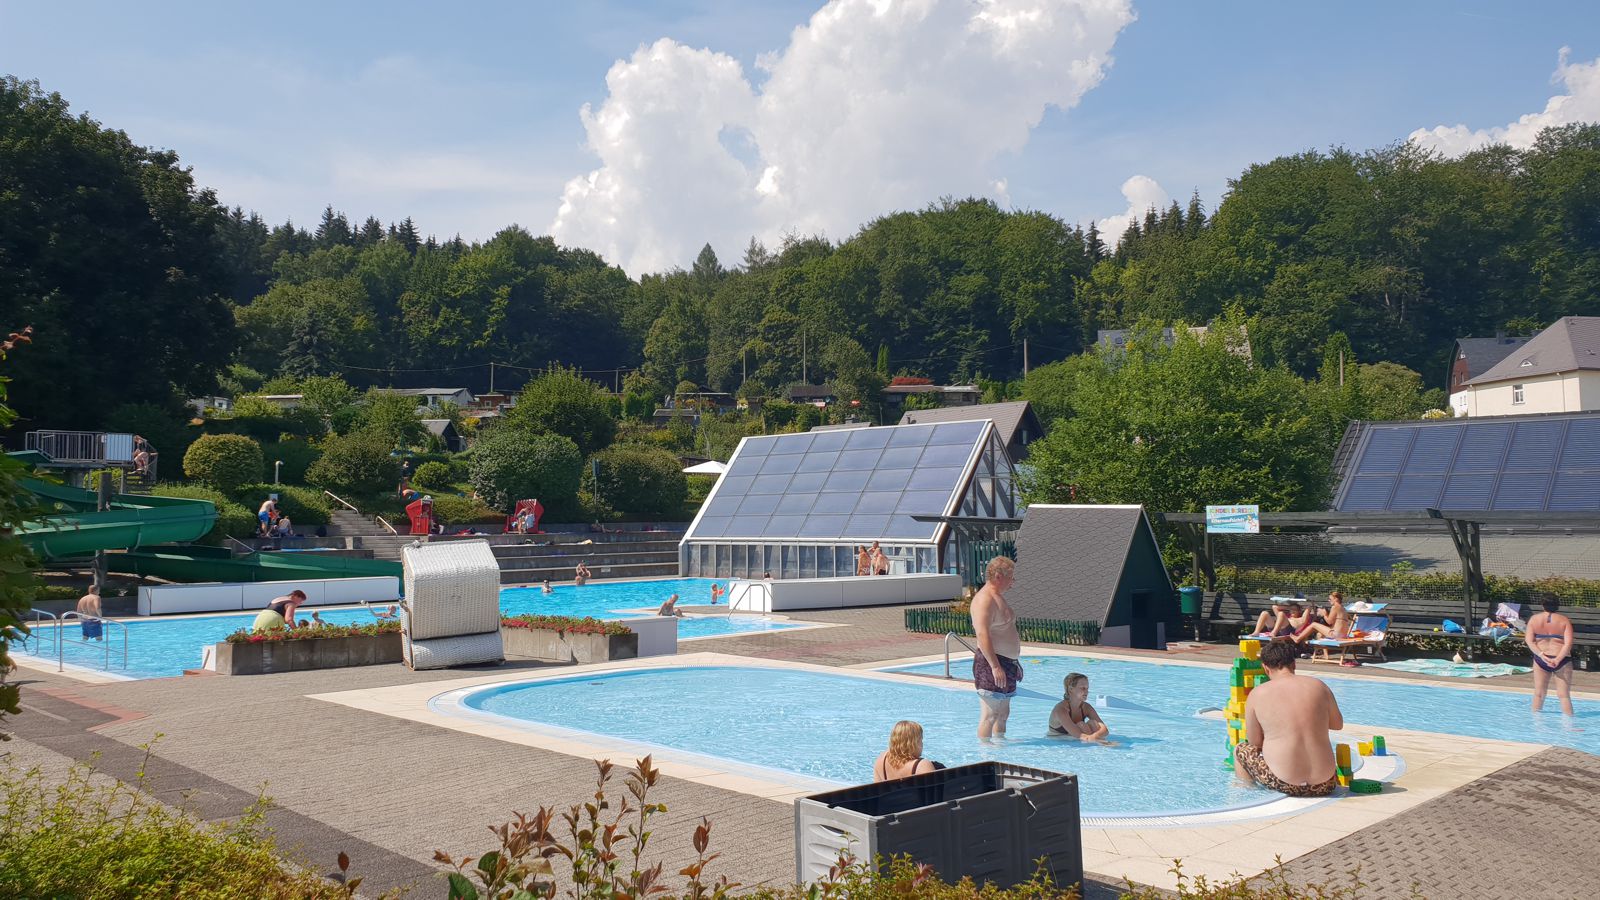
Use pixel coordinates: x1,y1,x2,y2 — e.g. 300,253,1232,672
685,420,994,543
1334,412,1600,512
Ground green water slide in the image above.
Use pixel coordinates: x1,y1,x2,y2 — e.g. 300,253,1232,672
110,544,400,583
13,453,399,582
18,475,218,560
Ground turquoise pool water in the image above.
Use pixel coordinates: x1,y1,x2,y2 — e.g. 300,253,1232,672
20,578,793,679
893,655,1600,756
457,665,1287,816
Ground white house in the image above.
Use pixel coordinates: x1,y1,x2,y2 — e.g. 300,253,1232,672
388,387,475,409
1460,317,1600,417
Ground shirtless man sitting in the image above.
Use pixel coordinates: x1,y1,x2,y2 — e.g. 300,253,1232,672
1234,641,1343,797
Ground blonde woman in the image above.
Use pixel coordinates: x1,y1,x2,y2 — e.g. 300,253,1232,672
873,720,942,781
1048,673,1109,742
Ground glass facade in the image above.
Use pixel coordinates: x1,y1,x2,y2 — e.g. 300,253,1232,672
680,421,1018,579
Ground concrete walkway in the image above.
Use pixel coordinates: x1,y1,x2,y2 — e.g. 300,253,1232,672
4,605,1594,898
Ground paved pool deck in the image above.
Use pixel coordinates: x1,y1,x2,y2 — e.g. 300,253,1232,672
6,604,1598,899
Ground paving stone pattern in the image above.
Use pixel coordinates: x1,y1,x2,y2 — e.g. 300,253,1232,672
5,603,1594,899
1276,747,1600,900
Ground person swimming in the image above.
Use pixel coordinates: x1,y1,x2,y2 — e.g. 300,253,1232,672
872,720,943,781
1048,673,1109,742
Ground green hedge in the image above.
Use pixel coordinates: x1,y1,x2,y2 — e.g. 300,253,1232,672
905,608,1102,646
1216,564,1600,610
231,483,331,526
181,434,263,493
259,438,321,484
409,460,454,491
582,444,687,518
428,493,503,525
151,484,255,540
306,430,400,496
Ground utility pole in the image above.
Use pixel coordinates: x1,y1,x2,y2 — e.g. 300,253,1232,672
489,362,496,394
801,330,807,383
93,471,112,593
1338,350,1345,387
1023,338,1030,377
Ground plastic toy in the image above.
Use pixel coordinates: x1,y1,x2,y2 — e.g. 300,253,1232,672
1222,644,1266,765
1358,741,1373,756
1349,778,1382,794
1372,735,1387,755
1335,744,1353,787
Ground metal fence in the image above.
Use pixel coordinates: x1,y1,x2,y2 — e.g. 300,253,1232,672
962,538,1017,589
905,609,1101,646
1208,526,1600,610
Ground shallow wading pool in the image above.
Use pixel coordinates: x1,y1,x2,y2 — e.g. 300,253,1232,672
21,578,795,680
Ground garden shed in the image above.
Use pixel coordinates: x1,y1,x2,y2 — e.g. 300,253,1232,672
1007,504,1177,650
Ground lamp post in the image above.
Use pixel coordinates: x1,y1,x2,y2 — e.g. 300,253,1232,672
274,460,282,485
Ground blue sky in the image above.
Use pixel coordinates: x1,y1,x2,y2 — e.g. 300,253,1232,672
2,1,1596,274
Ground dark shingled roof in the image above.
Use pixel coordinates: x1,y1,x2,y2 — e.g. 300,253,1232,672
899,401,1042,448
1465,317,1600,385
1453,336,1533,382
1007,504,1171,623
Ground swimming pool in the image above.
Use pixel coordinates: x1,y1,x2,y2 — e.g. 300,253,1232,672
20,578,796,679
450,665,1331,817
893,654,1600,757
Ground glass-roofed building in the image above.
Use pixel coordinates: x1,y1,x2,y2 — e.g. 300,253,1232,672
680,420,1018,579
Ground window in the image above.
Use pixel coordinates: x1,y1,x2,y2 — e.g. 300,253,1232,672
1512,384,1525,405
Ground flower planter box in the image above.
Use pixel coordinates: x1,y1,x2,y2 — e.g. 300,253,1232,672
500,625,639,664
213,632,403,676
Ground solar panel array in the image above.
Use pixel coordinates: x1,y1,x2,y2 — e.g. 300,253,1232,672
685,421,990,543
1335,414,1600,511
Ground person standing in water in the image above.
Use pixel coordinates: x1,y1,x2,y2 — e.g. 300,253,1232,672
969,556,1021,741
1526,595,1575,716
1048,673,1109,742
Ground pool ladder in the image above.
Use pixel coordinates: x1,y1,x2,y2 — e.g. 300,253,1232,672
943,632,978,679
24,608,129,673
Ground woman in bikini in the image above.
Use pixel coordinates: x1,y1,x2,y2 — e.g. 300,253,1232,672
872,720,942,781
1526,595,1575,715
1048,673,1109,742
1292,591,1350,644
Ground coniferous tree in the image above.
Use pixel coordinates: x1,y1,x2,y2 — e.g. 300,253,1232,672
394,217,421,254
357,216,385,246
1186,191,1206,236
691,243,725,283
1142,207,1159,234
315,206,353,248
1085,222,1105,262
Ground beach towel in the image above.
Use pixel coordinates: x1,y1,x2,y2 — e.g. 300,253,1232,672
1367,658,1531,678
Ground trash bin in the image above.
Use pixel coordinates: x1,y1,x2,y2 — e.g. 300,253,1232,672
1179,586,1203,615
794,761,1081,890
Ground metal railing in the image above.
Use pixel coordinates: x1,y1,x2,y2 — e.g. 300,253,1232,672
26,430,136,464
22,608,127,672
943,631,978,678
59,612,128,672
726,580,773,615
322,489,399,535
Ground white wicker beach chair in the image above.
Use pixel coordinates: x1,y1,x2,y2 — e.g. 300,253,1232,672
401,540,504,669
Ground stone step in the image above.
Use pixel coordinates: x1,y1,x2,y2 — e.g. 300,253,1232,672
498,560,679,585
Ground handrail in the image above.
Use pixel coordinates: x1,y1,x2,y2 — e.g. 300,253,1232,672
323,489,399,535
26,608,61,667
944,631,978,679
726,579,774,615
322,489,360,512
226,534,256,554
59,611,129,672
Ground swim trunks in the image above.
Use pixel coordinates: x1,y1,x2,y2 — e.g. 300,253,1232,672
1234,741,1336,797
80,617,103,640
973,653,1022,697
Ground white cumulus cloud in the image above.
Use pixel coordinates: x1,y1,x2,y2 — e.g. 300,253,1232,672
1410,47,1600,156
550,0,1137,274
1094,174,1167,244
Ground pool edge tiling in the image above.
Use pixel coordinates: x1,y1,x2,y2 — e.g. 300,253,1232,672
309,651,1543,892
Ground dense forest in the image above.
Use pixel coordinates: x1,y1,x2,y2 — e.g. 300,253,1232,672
3,75,1599,434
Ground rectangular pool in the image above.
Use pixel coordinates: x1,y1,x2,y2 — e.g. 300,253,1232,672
21,578,795,679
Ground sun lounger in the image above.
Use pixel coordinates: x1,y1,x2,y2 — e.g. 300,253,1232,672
1309,614,1388,664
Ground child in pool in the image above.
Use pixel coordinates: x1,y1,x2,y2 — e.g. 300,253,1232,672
1048,673,1109,742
